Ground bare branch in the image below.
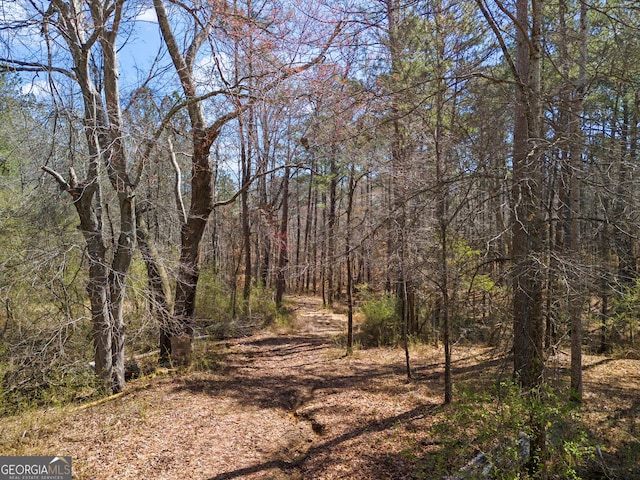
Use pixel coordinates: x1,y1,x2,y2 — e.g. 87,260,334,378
168,138,188,225
493,0,534,54
213,163,306,209
42,165,71,192
0,58,76,80
474,0,520,84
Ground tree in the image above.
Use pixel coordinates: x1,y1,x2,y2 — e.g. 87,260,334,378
476,0,546,473
2,0,144,392
153,0,341,362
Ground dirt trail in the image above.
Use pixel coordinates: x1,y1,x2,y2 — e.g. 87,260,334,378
3,296,446,479
289,295,348,336
8,296,636,478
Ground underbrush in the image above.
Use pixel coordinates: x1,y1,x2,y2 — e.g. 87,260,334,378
196,271,293,337
0,362,105,417
0,268,289,416
414,382,597,480
359,293,401,347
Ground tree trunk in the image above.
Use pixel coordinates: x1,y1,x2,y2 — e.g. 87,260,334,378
77,188,112,385
241,131,253,303
345,166,356,355
327,155,337,306
154,0,223,364
275,166,290,307
510,0,544,393
108,194,136,390
259,170,271,287
569,0,587,402
137,206,173,365
433,1,451,404
173,171,212,362
511,0,546,474
41,0,135,393
302,159,315,293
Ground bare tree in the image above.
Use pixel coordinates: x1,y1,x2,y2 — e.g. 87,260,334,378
1,0,142,392
153,0,342,362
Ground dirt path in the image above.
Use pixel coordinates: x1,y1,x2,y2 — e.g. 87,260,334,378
4,296,637,478
2,297,479,479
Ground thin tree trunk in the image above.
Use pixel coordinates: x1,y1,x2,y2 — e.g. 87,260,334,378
345,166,355,355
302,161,315,293
136,206,173,365
295,171,302,291
569,0,587,402
311,188,319,294
327,155,337,306
321,191,327,305
241,133,252,302
401,272,412,380
600,221,610,354
259,172,271,287
275,165,290,307
434,1,451,404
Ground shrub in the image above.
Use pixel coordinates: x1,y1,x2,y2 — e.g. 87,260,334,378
195,268,234,323
416,382,594,479
195,270,290,337
248,284,279,325
359,293,401,347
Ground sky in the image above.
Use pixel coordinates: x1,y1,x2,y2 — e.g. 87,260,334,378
117,7,164,92
0,2,163,97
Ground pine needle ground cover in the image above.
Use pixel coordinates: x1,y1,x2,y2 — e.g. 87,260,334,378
1,297,638,479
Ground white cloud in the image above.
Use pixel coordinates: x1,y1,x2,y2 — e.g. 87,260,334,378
136,7,158,23
21,78,50,99
0,0,44,48
1,0,29,23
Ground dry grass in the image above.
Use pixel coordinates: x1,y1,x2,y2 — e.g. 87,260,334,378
1,296,638,479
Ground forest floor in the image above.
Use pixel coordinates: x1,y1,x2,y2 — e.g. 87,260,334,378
2,296,640,479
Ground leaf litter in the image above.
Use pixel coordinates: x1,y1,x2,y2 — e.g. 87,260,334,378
1,295,638,479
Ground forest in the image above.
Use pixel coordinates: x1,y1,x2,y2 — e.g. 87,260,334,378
1,0,640,478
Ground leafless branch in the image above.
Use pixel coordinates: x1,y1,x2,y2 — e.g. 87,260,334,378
168,138,188,225
42,166,71,192
0,58,76,80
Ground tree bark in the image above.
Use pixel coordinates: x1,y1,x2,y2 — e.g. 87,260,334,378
512,0,546,474
569,0,587,402
40,0,135,393
136,206,173,364
275,166,290,307
327,155,337,306
345,165,356,355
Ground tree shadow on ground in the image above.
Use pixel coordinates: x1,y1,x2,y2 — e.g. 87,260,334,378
203,403,439,480
179,335,510,413
181,333,511,479
413,355,509,383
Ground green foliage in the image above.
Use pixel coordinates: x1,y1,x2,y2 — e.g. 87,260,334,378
609,278,640,348
358,293,401,347
416,382,594,479
123,257,162,354
196,268,236,320
247,284,279,325
191,341,223,373
196,269,290,337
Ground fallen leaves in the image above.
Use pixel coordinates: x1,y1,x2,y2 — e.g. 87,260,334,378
1,296,638,479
